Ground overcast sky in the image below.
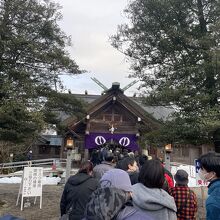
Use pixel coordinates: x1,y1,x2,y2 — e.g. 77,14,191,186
55,0,139,96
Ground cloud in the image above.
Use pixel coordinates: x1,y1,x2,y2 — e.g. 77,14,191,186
56,0,139,96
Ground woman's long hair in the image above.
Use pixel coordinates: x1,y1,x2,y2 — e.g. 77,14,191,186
139,159,165,188
78,160,94,174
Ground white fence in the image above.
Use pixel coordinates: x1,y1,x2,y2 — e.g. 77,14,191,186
0,158,67,176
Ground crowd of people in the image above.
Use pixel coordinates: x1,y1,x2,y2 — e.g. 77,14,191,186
60,150,220,220
1,150,219,220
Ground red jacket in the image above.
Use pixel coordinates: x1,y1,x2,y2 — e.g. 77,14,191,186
165,172,174,188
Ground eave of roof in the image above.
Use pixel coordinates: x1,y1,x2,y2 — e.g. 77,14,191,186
70,92,174,121
70,88,164,132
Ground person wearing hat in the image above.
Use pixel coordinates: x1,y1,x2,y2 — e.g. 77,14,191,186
83,169,153,220
169,169,197,220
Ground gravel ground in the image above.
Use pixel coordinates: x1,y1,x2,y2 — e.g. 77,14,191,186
0,184,64,220
0,184,207,220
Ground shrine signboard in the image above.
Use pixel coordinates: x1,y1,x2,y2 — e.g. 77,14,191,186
16,167,43,210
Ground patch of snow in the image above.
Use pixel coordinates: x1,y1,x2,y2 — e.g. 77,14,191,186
42,177,61,185
0,164,201,187
0,177,61,185
0,176,21,184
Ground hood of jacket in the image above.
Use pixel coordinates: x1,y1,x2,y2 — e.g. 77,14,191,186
84,187,130,220
132,183,177,212
116,201,138,220
67,172,92,186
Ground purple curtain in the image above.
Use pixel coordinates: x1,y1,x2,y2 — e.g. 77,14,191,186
85,133,139,150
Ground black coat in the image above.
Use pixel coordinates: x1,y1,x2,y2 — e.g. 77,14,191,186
128,171,139,185
60,172,99,220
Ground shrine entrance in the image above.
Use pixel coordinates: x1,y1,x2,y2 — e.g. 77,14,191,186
68,82,160,161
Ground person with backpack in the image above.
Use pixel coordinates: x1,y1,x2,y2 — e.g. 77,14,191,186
60,161,98,220
83,169,154,220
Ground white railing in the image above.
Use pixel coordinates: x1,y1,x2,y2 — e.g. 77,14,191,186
0,158,67,173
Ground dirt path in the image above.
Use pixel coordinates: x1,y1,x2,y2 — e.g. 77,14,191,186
0,184,207,220
0,184,63,220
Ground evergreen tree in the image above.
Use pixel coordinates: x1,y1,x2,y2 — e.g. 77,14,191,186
112,0,220,143
0,0,83,145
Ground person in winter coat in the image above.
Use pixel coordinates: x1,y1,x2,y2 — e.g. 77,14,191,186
155,158,174,191
164,167,174,189
169,169,197,220
118,156,139,185
198,152,220,220
138,154,148,168
60,161,98,220
27,150,33,160
90,149,102,166
93,150,115,180
132,159,177,220
83,168,154,220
